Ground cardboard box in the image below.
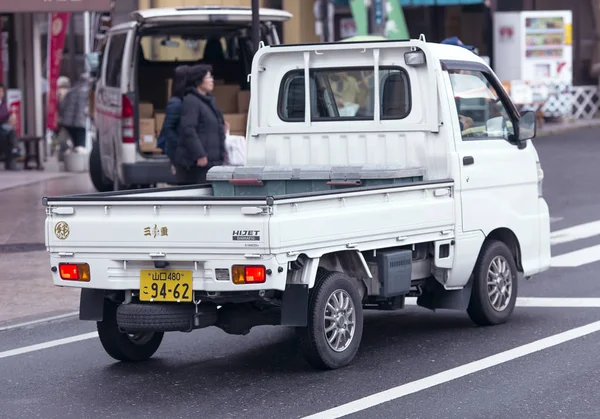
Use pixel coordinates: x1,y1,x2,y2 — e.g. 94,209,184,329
155,112,166,133
139,118,157,152
139,102,154,119
213,84,241,113
224,113,247,134
237,90,250,114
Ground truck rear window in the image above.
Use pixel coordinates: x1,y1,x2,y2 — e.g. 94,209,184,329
278,66,411,122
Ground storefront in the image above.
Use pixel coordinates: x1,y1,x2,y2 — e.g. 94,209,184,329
0,0,113,140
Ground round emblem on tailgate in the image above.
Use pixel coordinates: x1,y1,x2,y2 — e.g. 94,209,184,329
54,221,70,240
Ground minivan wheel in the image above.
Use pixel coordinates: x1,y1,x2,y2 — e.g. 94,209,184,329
89,140,113,192
296,268,364,370
97,301,164,362
467,240,518,326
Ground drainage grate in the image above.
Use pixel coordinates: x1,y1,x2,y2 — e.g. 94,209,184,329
0,243,46,253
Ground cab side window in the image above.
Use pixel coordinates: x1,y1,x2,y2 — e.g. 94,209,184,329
104,33,127,88
447,69,514,141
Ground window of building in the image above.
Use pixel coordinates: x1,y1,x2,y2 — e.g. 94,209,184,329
105,33,127,88
447,69,514,140
278,66,411,122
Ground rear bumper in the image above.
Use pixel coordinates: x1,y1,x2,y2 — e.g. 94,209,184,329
121,160,177,185
50,256,288,292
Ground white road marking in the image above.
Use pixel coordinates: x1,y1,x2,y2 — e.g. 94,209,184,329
551,220,600,245
404,297,600,308
300,320,600,419
0,312,79,332
0,332,98,360
550,243,600,268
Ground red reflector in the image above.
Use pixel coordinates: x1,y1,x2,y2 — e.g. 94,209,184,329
59,264,79,280
244,266,265,283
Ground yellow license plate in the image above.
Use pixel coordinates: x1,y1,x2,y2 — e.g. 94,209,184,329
139,270,193,302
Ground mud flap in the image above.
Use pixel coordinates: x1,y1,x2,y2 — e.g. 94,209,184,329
79,289,106,321
281,284,309,327
417,277,473,311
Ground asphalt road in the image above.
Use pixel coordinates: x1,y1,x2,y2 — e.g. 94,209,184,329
2,128,600,419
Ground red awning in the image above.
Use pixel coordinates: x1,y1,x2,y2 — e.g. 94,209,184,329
1,0,113,13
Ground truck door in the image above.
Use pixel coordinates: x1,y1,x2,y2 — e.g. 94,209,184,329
444,61,540,267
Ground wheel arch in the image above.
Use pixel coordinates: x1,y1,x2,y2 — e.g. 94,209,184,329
485,227,523,273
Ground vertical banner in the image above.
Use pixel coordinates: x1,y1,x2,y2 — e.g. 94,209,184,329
349,0,368,36
46,12,70,131
7,89,22,137
0,18,3,84
385,0,410,40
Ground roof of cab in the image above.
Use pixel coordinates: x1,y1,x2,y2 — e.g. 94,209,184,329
131,6,292,24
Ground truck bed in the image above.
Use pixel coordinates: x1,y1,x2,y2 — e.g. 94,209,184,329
44,179,455,291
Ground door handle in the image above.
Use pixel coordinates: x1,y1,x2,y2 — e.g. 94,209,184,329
463,156,474,166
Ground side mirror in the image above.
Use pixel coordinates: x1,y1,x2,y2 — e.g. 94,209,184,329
517,110,536,141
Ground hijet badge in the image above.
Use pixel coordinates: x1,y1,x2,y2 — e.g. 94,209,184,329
232,230,261,241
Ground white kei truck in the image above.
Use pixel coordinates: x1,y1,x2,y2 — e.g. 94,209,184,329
44,37,551,370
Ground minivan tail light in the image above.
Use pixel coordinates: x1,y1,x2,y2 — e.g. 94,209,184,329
122,95,135,143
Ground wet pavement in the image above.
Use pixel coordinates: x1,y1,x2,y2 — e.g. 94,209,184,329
2,127,600,418
0,171,94,325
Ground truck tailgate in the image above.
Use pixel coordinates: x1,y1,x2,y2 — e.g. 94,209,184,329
45,199,270,256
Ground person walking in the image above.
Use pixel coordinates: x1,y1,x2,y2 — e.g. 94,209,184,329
59,73,90,152
174,64,227,185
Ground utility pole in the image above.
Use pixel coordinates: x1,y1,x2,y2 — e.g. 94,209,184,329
252,0,260,53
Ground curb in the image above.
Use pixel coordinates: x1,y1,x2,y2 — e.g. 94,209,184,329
535,119,600,138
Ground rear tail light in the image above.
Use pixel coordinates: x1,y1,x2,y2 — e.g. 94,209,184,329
232,265,266,284
59,263,91,282
122,94,135,143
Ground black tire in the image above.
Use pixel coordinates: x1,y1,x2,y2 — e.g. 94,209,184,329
467,240,518,326
89,140,113,192
116,303,214,332
97,301,164,362
297,268,364,370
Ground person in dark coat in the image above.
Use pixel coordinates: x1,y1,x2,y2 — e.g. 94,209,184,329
0,83,20,170
174,64,228,185
157,65,190,163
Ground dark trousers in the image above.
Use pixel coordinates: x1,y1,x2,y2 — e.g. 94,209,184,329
0,126,19,170
65,126,87,148
174,165,210,185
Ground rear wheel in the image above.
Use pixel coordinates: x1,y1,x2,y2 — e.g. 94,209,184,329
89,140,113,192
297,269,364,370
97,301,164,362
467,240,518,326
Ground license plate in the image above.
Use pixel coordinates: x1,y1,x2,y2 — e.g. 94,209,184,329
139,270,193,302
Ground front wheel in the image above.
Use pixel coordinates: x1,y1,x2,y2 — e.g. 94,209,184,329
97,301,164,362
297,269,364,370
467,240,518,326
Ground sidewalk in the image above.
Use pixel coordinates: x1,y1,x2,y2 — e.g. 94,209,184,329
536,117,600,137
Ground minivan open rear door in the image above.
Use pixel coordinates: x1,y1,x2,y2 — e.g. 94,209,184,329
131,6,292,25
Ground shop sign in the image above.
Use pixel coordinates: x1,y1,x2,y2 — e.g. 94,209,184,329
0,0,113,13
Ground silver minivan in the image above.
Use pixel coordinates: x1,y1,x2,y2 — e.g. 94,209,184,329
89,7,292,191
